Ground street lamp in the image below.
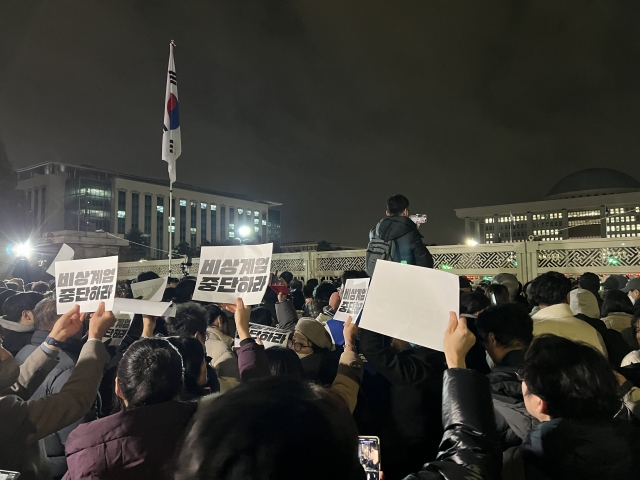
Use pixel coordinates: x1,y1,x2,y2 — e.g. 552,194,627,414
238,226,251,238
466,238,478,247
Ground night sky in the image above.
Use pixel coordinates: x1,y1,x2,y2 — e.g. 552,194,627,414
1,1,640,247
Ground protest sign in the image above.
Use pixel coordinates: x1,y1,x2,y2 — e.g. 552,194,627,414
102,313,133,346
234,323,292,349
55,256,118,314
46,244,74,276
192,243,273,305
131,276,167,301
112,298,174,317
334,278,370,322
359,260,459,352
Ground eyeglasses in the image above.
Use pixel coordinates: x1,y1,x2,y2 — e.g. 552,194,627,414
288,338,311,352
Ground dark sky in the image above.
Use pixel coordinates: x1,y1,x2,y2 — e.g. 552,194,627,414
2,1,640,247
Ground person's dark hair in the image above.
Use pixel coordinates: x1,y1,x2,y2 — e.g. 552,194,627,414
340,270,369,287
250,307,274,327
386,194,410,216
303,285,315,299
136,271,160,283
173,376,359,480
166,302,208,338
279,272,293,285
174,278,196,303
5,282,18,291
520,335,620,420
167,336,207,399
30,281,50,294
314,282,337,302
460,292,490,315
289,279,303,291
0,290,18,315
486,284,510,306
33,298,60,331
601,290,635,317
306,279,319,290
579,272,600,294
3,292,45,322
265,346,304,377
476,304,533,348
529,272,571,306
204,304,227,329
114,337,184,411
162,287,177,302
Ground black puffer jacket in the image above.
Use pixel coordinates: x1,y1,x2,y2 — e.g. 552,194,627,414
404,369,502,480
374,216,433,268
503,417,640,480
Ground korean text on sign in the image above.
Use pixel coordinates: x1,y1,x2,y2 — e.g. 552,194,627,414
233,323,291,349
192,244,273,305
55,256,118,314
102,313,133,347
334,278,370,322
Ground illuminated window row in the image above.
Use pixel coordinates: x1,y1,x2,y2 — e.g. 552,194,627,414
534,229,559,236
608,233,639,238
568,210,599,218
607,225,639,232
533,213,562,220
607,216,637,223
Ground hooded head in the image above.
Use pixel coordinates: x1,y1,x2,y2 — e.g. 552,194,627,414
569,288,600,319
492,273,520,302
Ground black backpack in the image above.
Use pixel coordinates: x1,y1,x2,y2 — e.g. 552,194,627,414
365,227,397,277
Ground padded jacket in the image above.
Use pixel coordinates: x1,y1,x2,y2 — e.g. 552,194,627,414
374,216,433,268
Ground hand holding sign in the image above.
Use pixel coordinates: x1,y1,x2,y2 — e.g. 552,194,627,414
343,316,358,351
234,297,252,341
329,292,341,311
443,312,476,369
87,301,118,341
49,305,84,344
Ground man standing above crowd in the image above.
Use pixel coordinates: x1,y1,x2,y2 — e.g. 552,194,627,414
367,194,433,275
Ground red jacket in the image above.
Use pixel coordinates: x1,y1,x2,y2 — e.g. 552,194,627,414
64,400,197,480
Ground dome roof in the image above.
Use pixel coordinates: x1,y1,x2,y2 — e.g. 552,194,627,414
546,168,640,199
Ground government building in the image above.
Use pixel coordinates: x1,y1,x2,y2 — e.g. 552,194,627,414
455,168,640,244
16,162,282,258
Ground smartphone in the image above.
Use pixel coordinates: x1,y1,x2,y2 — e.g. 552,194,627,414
0,471,21,480
410,214,427,226
358,436,380,480
269,284,291,296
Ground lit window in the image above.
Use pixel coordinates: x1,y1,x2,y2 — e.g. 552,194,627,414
229,232,235,237
254,226,259,232
238,209,244,215
247,210,252,216
190,227,196,234
169,226,175,232
180,200,186,207
118,210,125,218
254,219,259,224
211,204,217,211
171,216,175,224
157,206,164,213
262,220,267,226
255,211,259,217
229,223,234,229
201,202,207,209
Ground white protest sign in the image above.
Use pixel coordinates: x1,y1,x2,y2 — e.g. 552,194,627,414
334,278,370,322
102,313,134,346
359,260,459,352
112,298,174,317
192,243,273,305
46,244,74,275
131,276,167,301
233,322,292,349
55,256,118,314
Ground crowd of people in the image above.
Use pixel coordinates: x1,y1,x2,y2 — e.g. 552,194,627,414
1,194,640,479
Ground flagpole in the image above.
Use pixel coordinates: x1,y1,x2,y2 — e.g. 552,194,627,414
168,185,173,274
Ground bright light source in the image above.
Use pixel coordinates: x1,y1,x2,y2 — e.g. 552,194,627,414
238,226,251,237
14,242,31,257
466,238,478,247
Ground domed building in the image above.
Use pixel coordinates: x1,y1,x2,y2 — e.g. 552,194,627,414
456,168,640,244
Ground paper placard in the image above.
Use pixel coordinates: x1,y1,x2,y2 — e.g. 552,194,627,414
334,278,370,322
233,322,292,349
55,256,118,314
112,298,174,317
192,244,273,305
46,244,75,275
102,313,134,346
131,276,167,301
359,260,459,352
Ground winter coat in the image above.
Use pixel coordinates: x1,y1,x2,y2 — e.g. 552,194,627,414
488,350,525,403
374,215,433,268
602,312,634,333
574,313,631,368
403,369,502,480
0,316,34,356
205,326,240,380
532,304,607,356
15,331,89,479
0,341,110,480
360,329,446,480
236,338,364,413
64,400,197,480
503,417,640,479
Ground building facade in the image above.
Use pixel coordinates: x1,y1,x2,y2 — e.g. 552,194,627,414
16,163,282,258
456,168,640,244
